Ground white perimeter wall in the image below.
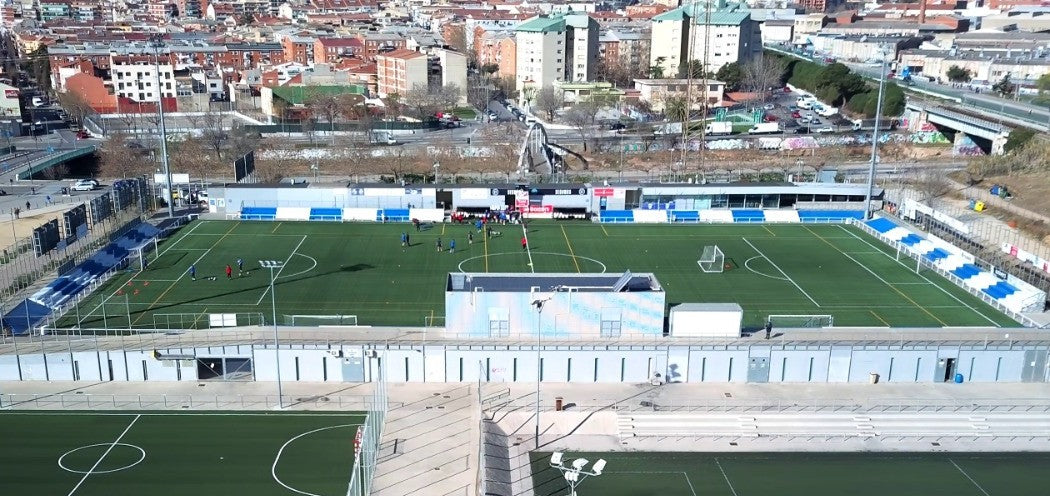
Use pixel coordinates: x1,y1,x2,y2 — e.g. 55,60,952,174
1,344,1046,384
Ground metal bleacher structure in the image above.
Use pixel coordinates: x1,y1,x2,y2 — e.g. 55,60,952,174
600,209,864,224
859,216,1045,319
1,222,161,335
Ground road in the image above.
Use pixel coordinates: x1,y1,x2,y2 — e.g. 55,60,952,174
765,44,1050,131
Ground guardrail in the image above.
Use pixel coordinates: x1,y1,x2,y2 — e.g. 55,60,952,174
0,392,393,410
16,147,96,180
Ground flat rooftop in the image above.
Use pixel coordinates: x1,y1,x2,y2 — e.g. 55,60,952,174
447,272,662,292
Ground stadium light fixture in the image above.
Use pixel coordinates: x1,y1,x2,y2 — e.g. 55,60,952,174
149,34,175,218
864,44,891,220
260,260,285,409
549,453,607,496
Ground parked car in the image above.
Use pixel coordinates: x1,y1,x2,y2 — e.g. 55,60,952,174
71,179,97,192
763,114,778,122
810,118,822,125
814,126,835,133
799,116,812,124
791,111,801,119
762,103,775,110
794,126,810,134
75,130,89,140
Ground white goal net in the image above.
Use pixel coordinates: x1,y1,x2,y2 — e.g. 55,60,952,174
697,245,725,273
283,314,359,326
766,314,834,328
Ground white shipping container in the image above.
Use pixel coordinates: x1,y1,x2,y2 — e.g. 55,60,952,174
669,303,742,338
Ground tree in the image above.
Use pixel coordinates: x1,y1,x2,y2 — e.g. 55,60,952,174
649,57,667,79
403,84,439,119
98,132,148,179
664,96,688,124
55,91,94,128
682,59,712,79
306,91,341,141
256,140,304,183
434,83,463,112
742,55,785,104
946,65,972,83
993,74,1016,98
21,47,51,93
563,100,600,152
533,85,562,121
914,169,953,206
1004,128,1037,154
239,12,254,25
715,62,744,92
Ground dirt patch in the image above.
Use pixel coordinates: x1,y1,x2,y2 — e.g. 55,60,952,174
0,208,65,249
971,173,1050,221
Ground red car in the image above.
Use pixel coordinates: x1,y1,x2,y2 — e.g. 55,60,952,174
791,111,801,118
75,130,89,139
763,114,778,122
783,87,792,93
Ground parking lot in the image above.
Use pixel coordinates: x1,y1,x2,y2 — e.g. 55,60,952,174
756,88,856,135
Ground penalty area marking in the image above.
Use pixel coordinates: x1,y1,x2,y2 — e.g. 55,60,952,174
58,443,146,475
272,424,358,496
457,251,607,273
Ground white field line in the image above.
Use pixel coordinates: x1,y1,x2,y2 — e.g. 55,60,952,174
714,459,739,496
157,219,204,256
67,414,141,496
838,225,1000,326
256,235,307,306
522,223,535,273
950,459,991,496
271,424,357,496
82,248,212,320
742,237,820,307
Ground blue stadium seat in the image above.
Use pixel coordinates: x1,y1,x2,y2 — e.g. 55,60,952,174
671,211,700,222
952,264,980,280
731,210,765,223
309,208,342,221
600,210,634,223
899,234,922,246
241,207,277,220
924,248,949,261
866,217,897,233
798,210,865,222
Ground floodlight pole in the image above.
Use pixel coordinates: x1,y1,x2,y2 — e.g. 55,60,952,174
864,45,889,220
261,260,285,409
150,35,175,218
534,291,556,449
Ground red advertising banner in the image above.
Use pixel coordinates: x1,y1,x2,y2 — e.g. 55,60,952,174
593,187,614,197
4,89,17,99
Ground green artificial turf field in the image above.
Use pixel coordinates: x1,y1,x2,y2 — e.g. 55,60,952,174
530,451,1050,496
55,219,1019,330
0,411,364,496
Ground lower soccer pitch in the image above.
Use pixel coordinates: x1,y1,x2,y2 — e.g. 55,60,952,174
57,220,1019,330
530,451,1050,496
0,411,363,496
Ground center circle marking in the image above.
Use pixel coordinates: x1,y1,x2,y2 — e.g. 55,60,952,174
58,443,146,474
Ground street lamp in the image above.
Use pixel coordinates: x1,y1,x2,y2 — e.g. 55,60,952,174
863,45,891,220
532,286,561,449
433,161,440,184
549,452,606,496
149,34,176,218
260,259,285,409
795,158,804,182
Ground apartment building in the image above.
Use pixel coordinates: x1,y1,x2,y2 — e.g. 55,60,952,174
649,1,761,77
110,55,176,103
375,48,427,97
598,30,652,81
633,78,726,111
476,30,517,80
793,13,826,45
281,33,315,65
515,13,599,97
314,37,364,64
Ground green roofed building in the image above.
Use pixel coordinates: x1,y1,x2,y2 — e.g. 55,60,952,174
515,12,599,101
650,0,762,78
260,84,366,121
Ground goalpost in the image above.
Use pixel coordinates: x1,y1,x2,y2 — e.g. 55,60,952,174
697,245,725,273
124,238,159,272
766,314,834,328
